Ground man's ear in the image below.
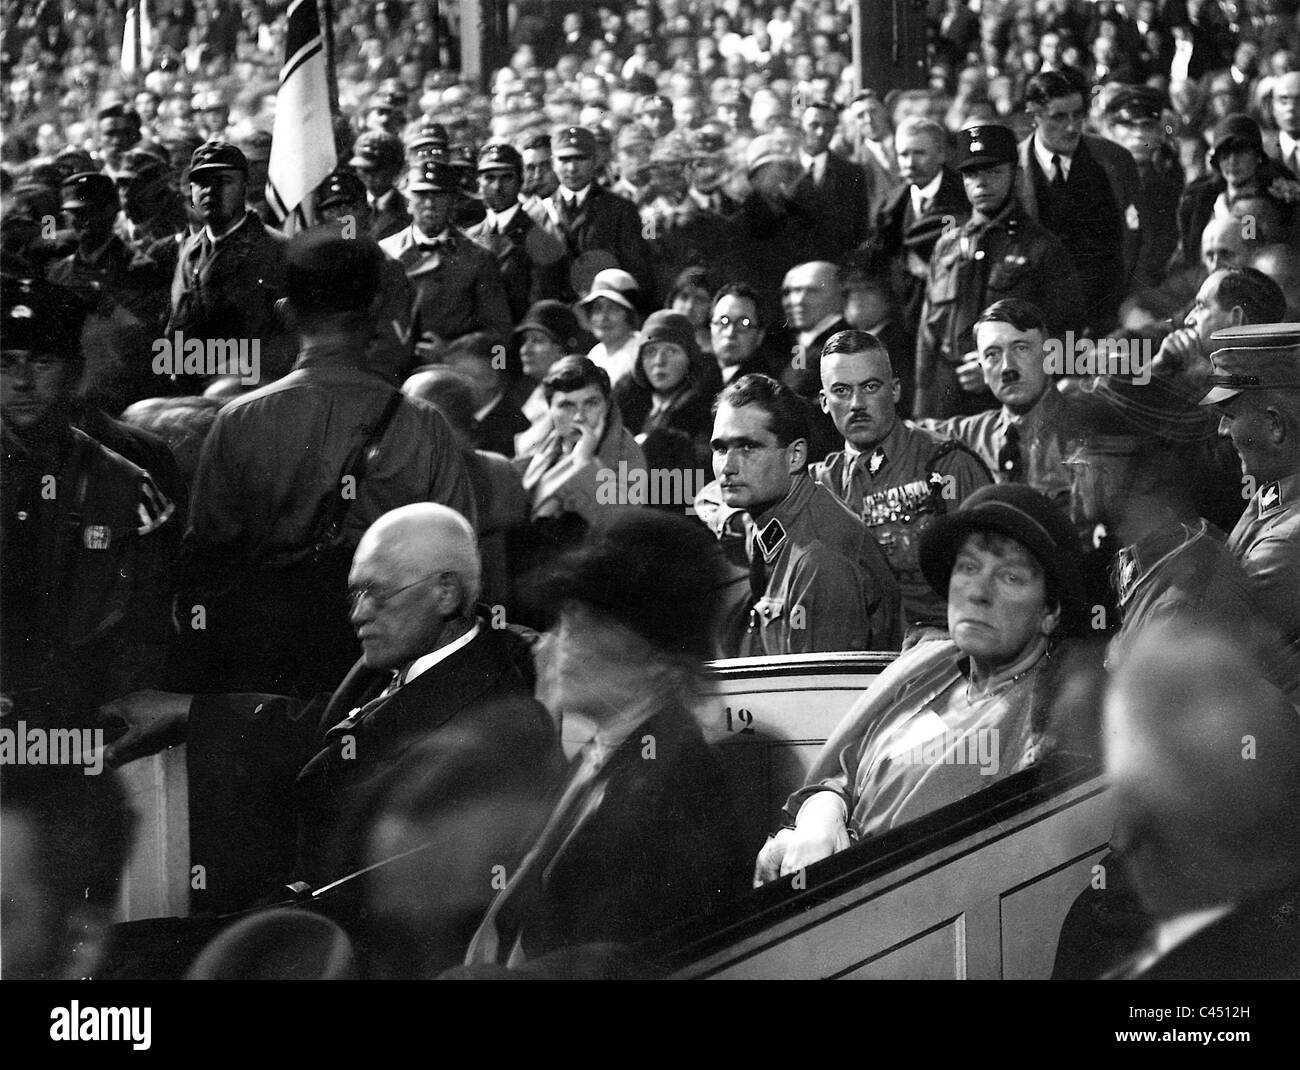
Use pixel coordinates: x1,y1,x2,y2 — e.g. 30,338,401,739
786,437,808,473
818,389,831,414
1040,599,1063,638
1229,303,1247,327
891,377,902,405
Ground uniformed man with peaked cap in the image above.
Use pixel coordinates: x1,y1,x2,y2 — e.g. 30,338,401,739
1202,323,1300,680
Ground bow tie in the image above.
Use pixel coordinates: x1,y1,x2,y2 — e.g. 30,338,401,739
417,236,451,253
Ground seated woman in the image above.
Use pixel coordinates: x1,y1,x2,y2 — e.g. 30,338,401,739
579,268,643,387
613,309,721,472
516,355,647,524
755,484,1091,885
512,300,592,456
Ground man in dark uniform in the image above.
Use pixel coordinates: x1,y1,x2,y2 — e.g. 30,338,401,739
46,172,169,410
166,141,291,390
698,374,901,655
1,276,175,728
349,130,409,242
379,159,512,361
172,227,475,697
463,142,566,324
812,330,992,633
1017,68,1144,334
1201,323,1300,688
915,124,1084,419
116,148,189,276
1104,85,1183,289
535,126,655,304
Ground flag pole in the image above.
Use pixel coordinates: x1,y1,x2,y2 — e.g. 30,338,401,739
320,0,339,118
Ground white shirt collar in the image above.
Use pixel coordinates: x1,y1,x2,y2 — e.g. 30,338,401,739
1033,134,1071,182
910,169,944,216
798,312,843,350
400,621,482,687
561,184,592,208
1279,130,1300,165
411,223,452,246
204,210,252,245
486,203,520,230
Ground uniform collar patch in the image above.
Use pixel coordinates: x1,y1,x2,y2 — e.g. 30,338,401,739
755,517,787,562
1258,480,1283,515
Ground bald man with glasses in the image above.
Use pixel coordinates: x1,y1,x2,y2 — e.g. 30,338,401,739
101,503,561,912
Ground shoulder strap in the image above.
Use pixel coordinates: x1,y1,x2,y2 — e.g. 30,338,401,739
312,391,405,556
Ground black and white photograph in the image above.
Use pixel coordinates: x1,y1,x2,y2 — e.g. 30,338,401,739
0,0,1298,1042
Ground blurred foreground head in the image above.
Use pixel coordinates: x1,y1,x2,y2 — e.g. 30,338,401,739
1106,619,1300,919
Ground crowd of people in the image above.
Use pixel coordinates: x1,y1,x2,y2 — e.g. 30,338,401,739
3,0,1300,980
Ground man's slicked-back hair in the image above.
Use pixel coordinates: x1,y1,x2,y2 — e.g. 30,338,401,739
1214,267,1287,325
895,115,947,151
974,297,1048,336
821,328,891,365
1025,66,1090,108
718,373,810,446
542,354,612,402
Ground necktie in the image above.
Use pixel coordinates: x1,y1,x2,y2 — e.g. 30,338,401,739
417,237,449,253
1051,154,1067,189
998,423,1023,482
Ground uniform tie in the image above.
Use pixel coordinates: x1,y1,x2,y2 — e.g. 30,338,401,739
998,423,1023,482
1051,154,1067,189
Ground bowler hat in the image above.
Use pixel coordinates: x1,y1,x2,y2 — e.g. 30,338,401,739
918,484,1085,625
538,508,728,663
1200,323,1300,405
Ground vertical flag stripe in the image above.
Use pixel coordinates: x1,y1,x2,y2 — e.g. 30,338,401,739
266,0,338,234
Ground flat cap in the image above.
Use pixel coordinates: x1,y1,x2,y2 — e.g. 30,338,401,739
551,126,597,157
61,171,119,210
952,125,1018,171
349,130,404,170
1200,323,1300,405
1,275,87,356
476,141,522,173
189,139,248,176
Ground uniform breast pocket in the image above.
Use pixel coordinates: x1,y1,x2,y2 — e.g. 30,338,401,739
987,259,1027,295
927,263,960,306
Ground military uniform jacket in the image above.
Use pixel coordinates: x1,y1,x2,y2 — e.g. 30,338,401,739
920,385,1074,509
1,425,175,723
535,186,656,303
811,419,992,629
741,474,901,656
1228,472,1300,686
915,197,1083,419
166,212,288,345
464,204,567,323
368,188,411,243
380,224,513,345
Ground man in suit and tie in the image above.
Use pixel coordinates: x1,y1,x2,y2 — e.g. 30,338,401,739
103,503,560,913
349,130,410,242
380,159,512,362
1016,67,1145,335
464,142,566,324
536,126,656,304
872,116,971,340
798,98,872,261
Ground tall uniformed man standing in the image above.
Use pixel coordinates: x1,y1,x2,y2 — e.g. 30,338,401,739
464,142,566,323
349,130,410,242
915,124,1083,420
812,330,992,632
1,276,175,727
166,140,290,390
380,159,512,361
1201,323,1300,685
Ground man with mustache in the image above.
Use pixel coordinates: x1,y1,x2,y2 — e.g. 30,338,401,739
920,299,1075,510
811,330,991,634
